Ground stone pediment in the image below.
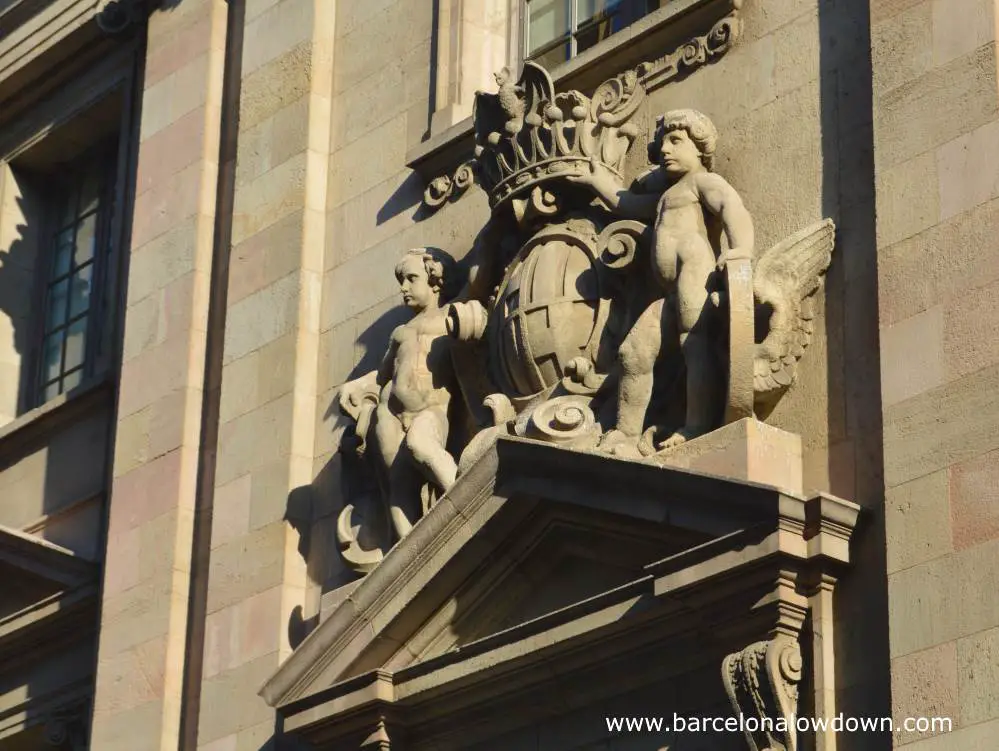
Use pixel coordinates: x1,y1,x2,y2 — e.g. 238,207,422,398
262,438,859,750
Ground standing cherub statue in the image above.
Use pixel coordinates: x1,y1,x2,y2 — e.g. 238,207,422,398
339,248,458,541
568,109,755,454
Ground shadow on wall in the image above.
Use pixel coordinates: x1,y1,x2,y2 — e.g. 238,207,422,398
376,170,434,226
283,302,413,650
0,192,37,418
285,235,482,649
816,0,891,728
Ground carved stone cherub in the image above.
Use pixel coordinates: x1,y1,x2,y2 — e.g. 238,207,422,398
339,248,458,540
567,109,755,454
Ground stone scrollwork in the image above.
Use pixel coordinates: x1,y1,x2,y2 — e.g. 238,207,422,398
596,219,649,271
722,636,803,751
424,160,477,209
524,395,600,449
636,9,744,91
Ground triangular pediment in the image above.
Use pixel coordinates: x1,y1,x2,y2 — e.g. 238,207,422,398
261,437,808,712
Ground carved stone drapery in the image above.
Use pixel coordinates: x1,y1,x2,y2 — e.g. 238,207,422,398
722,636,803,751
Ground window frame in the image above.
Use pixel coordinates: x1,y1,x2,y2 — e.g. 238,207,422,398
0,44,140,417
30,139,119,406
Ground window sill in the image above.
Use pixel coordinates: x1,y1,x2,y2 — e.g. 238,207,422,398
0,375,113,462
406,0,739,179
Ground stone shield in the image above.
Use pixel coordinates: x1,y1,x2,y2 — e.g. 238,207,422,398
489,224,610,399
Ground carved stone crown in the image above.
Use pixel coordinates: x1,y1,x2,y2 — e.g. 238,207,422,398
472,63,645,208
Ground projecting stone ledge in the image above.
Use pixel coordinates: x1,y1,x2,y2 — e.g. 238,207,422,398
262,436,860,751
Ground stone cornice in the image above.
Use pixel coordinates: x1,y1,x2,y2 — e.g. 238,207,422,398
0,525,97,588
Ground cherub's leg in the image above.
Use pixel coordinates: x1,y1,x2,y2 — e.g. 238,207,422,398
387,461,422,540
373,404,413,538
373,402,404,473
661,259,717,449
406,410,457,492
601,299,666,453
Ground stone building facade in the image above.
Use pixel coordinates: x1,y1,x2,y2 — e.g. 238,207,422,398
0,0,996,749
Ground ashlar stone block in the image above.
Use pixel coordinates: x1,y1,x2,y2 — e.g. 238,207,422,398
958,625,999,725
875,44,999,167
648,417,803,495
937,118,999,221
885,469,952,574
877,196,999,327
883,361,999,488
879,305,945,407
891,641,959,745
872,1,933,94
950,448,999,551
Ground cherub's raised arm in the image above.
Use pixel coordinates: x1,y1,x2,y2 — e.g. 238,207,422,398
565,159,658,220
696,172,755,259
605,185,660,220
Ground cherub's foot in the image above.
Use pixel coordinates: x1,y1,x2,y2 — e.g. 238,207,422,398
598,429,642,458
656,426,705,452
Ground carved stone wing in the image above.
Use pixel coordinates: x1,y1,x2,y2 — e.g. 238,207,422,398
519,60,557,110
753,219,835,397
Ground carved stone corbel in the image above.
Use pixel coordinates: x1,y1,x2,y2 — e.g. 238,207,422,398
360,717,402,751
722,635,803,751
44,701,89,750
95,0,146,34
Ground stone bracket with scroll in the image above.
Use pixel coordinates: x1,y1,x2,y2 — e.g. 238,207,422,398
722,635,803,751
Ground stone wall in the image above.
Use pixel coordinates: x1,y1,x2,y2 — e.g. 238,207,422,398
90,0,228,747
194,0,334,746
872,0,999,747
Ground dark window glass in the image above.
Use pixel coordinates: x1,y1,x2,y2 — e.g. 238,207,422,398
526,0,666,64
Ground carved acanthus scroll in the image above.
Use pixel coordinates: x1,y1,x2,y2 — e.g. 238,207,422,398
637,9,743,91
722,636,803,751
424,160,476,209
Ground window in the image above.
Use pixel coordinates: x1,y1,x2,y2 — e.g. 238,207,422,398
525,0,669,68
35,143,117,404
1,84,128,423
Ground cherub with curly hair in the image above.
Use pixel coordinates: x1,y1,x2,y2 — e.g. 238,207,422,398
567,109,755,453
340,248,458,539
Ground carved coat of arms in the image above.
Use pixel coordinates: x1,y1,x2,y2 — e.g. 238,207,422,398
336,57,835,574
